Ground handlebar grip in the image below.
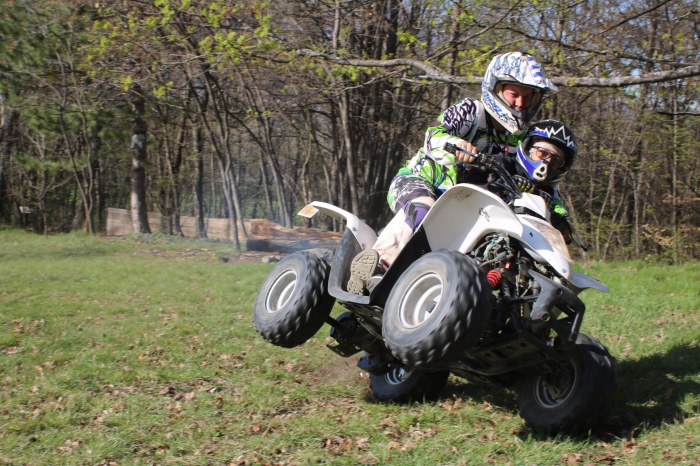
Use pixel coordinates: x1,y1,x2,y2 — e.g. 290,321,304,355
444,143,481,161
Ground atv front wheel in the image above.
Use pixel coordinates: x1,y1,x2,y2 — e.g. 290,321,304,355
370,366,449,403
382,250,492,368
253,252,335,348
516,333,619,435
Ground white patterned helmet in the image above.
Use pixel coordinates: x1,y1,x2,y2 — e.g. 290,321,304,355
481,52,558,134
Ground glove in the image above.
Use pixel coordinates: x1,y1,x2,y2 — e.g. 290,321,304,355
513,175,536,193
553,201,569,219
551,201,572,244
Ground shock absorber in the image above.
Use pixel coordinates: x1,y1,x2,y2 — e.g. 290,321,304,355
486,269,502,289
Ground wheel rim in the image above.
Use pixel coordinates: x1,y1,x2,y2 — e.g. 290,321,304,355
533,357,577,408
399,272,443,328
265,269,297,313
384,366,412,385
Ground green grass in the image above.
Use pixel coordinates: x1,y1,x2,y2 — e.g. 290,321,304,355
0,229,699,465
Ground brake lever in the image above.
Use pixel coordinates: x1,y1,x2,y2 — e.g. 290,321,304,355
571,232,589,252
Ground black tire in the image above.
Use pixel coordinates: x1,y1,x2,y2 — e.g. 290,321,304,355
382,250,492,369
253,252,335,348
516,333,619,435
370,366,449,403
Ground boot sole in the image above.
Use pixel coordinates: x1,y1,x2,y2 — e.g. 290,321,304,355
347,249,379,295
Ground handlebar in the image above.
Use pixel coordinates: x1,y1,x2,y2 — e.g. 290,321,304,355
444,143,523,200
445,143,589,252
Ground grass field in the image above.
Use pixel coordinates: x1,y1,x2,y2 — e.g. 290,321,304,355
1,230,699,465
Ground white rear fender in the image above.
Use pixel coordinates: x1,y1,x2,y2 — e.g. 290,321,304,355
308,201,377,250
420,184,523,253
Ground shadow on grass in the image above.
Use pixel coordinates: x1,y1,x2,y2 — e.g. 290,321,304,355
363,343,700,440
441,378,518,414
608,343,700,433
359,375,519,412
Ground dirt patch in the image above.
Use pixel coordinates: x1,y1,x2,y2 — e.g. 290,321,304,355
310,352,364,385
228,251,288,264
119,245,289,264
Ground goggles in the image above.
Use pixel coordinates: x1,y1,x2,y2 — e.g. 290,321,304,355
530,145,565,170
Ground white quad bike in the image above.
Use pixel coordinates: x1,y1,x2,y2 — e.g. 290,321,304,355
253,150,619,434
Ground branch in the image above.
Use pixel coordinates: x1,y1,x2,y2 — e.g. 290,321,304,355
682,180,700,200
499,24,693,68
554,65,700,87
657,110,700,116
296,51,700,88
431,0,523,61
598,0,675,35
297,51,451,79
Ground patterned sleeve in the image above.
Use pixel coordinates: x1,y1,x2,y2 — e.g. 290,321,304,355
422,98,479,166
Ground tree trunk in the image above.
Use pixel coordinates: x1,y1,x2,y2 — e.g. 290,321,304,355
441,5,460,111
130,86,151,234
170,111,187,236
671,88,679,264
223,146,248,240
338,91,360,216
259,155,274,220
70,192,84,232
193,125,207,238
216,155,241,251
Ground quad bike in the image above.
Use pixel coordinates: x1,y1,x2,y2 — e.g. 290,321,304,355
252,149,619,435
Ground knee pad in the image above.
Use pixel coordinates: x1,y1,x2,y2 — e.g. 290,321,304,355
403,202,432,232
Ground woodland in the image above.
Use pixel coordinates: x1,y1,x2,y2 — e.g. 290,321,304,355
0,0,699,261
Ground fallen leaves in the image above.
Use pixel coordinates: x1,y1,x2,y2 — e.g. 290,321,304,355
320,435,372,455
58,439,82,455
385,440,401,450
408,425,436,441
441,396,463,414
593,453,616,465
219,352,246,368
250,423,277,435
321,437,353,454
561,452,582,464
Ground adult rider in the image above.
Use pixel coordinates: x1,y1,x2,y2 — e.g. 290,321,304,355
346,51,572,295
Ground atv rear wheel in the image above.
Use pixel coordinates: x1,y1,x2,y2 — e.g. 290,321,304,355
382,250,492,368
253,252,335,348
516,333,619,435
370,366,449,403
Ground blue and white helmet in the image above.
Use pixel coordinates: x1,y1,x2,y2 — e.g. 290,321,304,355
516,120,577,187
482,52,558,135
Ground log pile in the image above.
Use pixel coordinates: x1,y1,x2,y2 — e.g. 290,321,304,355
105,208,342,254
246,219,342,254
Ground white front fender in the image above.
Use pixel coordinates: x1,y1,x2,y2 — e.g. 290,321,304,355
519,216,573,279
420,184,523,253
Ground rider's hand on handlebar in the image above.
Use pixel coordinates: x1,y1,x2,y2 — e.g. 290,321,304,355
513,175,536,193
454,140,477,163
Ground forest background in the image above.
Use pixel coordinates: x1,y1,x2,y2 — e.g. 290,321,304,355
1,0,699,262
